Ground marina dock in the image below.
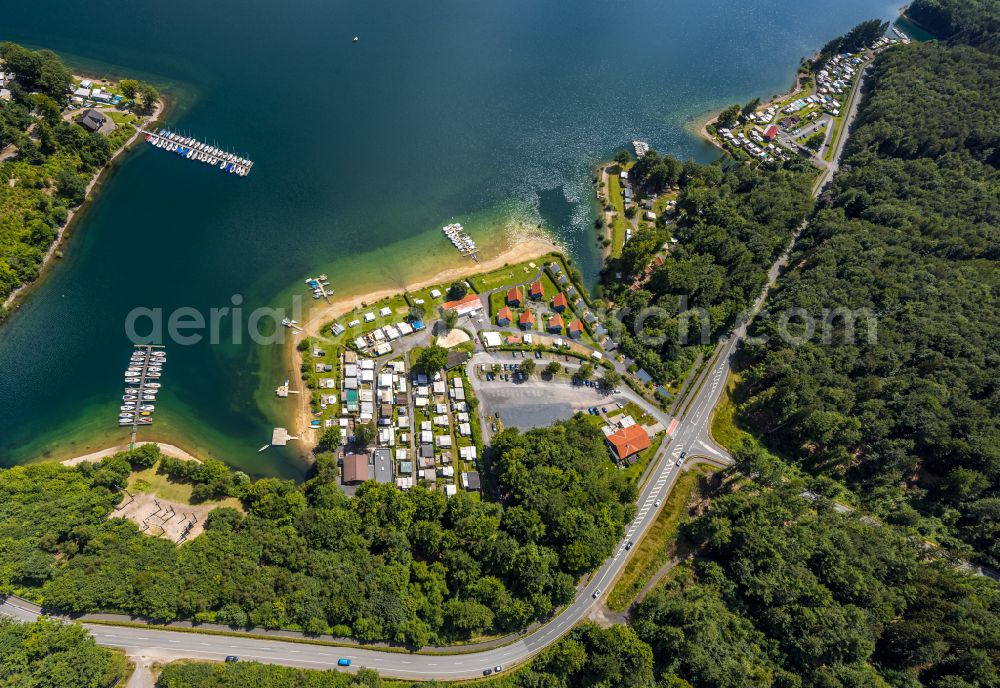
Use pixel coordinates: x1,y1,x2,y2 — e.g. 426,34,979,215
443,223,479,262
632,139,650,159
142,129,254,176
120,345,165,446
305,274,332,303
258,427,298,451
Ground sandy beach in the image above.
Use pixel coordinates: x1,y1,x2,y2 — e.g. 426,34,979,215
287,236,560,442
2,95,164,311
61,441,202,466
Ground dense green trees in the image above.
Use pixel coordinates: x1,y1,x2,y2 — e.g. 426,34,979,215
0,618,130,687
0,43,72,104
818,19,889,61
737,41,1000,566
0,42,144,305
415,344,449,372
0,417,629,645
632,482,1000,688
604,157,814,385
908,0,999,54
716,104,741,129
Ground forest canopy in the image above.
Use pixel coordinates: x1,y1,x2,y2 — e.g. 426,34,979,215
0,417,633,645
737,40,1000,566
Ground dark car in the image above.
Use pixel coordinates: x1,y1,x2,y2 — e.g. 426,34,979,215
483,668,493,676
225,656,239,663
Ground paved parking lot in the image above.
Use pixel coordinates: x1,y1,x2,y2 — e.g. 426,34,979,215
475,379,617,431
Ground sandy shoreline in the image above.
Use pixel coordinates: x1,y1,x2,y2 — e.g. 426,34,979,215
2,94,165,311
287,236,561,444
61,441,202,466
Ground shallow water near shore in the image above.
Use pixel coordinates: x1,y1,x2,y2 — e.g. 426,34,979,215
0,0,896,476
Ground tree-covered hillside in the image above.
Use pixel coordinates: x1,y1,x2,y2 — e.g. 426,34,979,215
604,159,815,384
738,40,1000,565
907,0,999,54
0,418,632,645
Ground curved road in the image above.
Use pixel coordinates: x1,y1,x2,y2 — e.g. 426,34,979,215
0,65,868,683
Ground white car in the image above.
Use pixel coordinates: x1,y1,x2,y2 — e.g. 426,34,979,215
592,588,602,598
654,499,662,507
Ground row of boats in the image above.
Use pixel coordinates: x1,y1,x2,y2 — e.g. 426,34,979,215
632,139,650,159
305,274,332,300
442,223,478,262
144,129,254,176
119,348,166,427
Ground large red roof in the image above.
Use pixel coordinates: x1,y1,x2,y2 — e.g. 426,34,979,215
441,293,481,313
607,425,651,459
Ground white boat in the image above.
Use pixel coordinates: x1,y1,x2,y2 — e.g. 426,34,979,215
145,382,161,389
140,404,155,412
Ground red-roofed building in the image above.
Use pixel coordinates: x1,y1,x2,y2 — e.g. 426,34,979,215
763,124,778,141
552,292,568,312
529,280,544,300
547,314,564,334
519,309,535,330
506,286,522,307
606,425,651,464
342,453,370,484
568,319,584,338
441,293,481,316
496,306,513,327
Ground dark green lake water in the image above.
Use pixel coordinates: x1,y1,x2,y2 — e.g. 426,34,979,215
0,0,896,477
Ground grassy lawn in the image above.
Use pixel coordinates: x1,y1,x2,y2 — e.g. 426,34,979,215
620,401,654,426
468,259,544,293
323,294,412,345
127,462,243,511
607,465,716,611
710,372,752,452
606,168,630,258
623,432,665,484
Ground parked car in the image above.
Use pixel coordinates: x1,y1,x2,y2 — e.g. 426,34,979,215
495,665,504,672
616,402,623,409
483,668,493,676
337,658,352,667
225,656,239,663
625,540,634,550
654,499,662,507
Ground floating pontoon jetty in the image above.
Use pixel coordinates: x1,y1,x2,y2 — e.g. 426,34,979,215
632,140,650,159
442,223,478,262
304,274,332,303
143,129,254,176
120,345,165,446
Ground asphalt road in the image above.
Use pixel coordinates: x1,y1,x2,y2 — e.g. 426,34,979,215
0,62,871,684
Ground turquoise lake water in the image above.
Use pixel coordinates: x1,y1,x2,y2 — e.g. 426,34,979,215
0,0,897,476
